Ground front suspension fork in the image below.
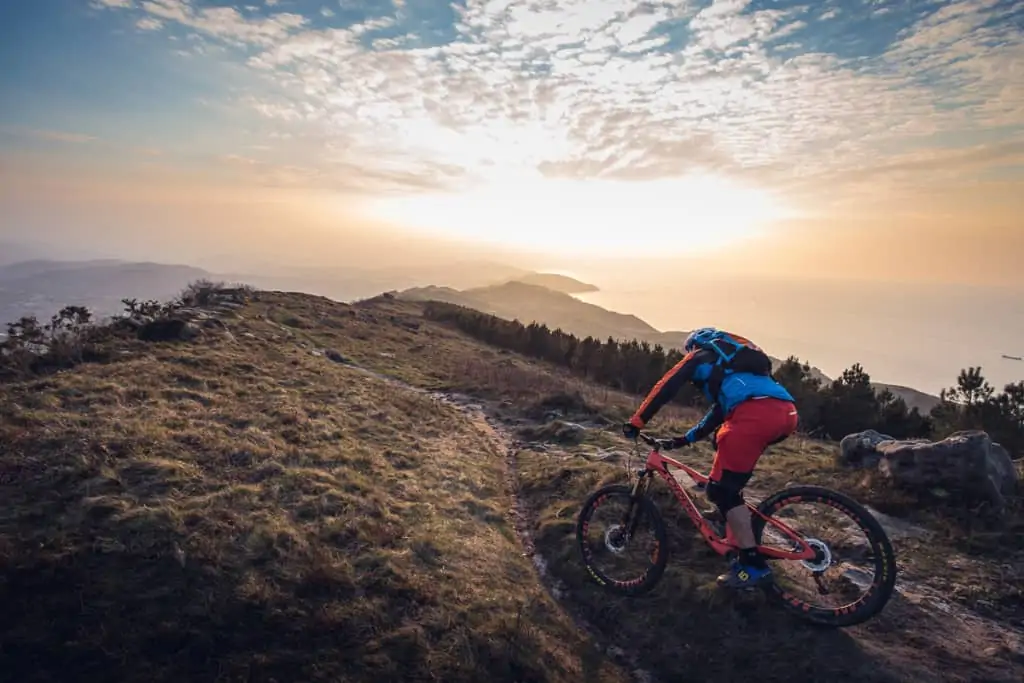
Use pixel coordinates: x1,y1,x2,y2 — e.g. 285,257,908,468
621,469,651,539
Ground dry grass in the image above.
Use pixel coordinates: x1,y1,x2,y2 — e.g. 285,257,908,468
263,289,1023,680
259,292,701,426
3,288,1021,683
0,294,629,683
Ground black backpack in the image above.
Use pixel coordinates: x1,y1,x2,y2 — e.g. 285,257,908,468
686,328,773,398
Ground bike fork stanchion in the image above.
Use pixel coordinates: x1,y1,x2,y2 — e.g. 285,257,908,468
623,471,649,539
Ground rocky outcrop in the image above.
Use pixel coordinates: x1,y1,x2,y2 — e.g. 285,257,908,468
838,429,931,468
840,429,1019,511
839,429,895,468
137,319,200,342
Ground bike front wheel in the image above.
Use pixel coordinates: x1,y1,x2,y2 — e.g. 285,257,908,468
753,485,898,627
576,484,668,596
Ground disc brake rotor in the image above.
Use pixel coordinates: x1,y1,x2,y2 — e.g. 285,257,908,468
604,524,628,554
798,537,833,573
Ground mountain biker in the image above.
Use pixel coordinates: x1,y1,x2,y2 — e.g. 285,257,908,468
621,327,799,589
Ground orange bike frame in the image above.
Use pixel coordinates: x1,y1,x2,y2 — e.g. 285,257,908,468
641,448,817,561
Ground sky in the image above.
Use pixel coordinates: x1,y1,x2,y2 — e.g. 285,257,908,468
0,0,1022,274
0,0,1022,390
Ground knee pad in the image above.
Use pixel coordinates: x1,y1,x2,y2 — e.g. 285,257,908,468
705,480,744,516
706,470,751,516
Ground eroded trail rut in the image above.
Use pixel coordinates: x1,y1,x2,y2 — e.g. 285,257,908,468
427,392,659,683
341,363,655,680
347,362,1023,683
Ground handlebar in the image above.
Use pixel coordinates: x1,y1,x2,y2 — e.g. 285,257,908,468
632,431,691,451
635,431,662,448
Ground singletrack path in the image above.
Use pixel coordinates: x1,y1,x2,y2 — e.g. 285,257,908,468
344,361,1023,683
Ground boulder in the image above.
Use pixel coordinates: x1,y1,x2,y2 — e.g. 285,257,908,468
842,429,1018,510
981,438,1017,496
992,441,1013,467
838,430,895,468
137,319,200,342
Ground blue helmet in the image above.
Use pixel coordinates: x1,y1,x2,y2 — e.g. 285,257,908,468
683,327,718,353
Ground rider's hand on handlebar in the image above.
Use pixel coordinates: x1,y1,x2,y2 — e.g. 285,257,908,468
622,423,690,450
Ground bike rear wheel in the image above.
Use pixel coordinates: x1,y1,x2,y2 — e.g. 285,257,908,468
576,484,668,596
752,485,898,627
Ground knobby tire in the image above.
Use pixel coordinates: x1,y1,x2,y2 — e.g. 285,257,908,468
576,484,668,596
752,485,898,627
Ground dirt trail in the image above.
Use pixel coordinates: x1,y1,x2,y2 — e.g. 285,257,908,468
341,360,1024,682
428,392,659,683
333,361,655,680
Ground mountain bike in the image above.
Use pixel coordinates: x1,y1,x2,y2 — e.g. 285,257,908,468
576,432,897,627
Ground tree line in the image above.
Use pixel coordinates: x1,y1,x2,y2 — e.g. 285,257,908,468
423,301,1024,457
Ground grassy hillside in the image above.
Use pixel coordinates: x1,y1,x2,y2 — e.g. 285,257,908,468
1,288,1020,682
0,292,634,683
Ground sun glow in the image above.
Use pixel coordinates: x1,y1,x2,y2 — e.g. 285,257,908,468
361,172,791,256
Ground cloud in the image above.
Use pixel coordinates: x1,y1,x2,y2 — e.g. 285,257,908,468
90,0,1024,203
819,138,1024,190
136,0,307,46
213,145,463,194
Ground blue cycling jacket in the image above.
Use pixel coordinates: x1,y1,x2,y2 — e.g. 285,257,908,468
628,346,795,443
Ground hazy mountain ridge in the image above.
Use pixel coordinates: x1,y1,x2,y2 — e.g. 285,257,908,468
401,281,662,344
217,261,531,303
397,281,943,410
507,273,598,294
0,254,939,410
402,280,792,367
873,383,942,414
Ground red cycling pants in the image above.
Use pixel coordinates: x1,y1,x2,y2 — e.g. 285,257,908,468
710,397,799,481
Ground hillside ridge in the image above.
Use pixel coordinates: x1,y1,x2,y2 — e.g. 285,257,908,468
396,281,939,407
1,285,1020,683
507,272,599,294
401,281,660,341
